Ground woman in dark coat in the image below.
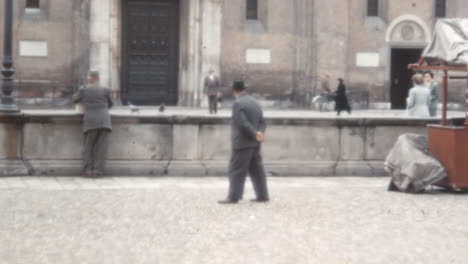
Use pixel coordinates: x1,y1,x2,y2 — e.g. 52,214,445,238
334,78,351,116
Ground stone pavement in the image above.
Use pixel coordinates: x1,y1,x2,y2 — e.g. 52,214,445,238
0,176,467,264
24,107,466,119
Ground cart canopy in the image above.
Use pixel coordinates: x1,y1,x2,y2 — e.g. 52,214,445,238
423,18,468,65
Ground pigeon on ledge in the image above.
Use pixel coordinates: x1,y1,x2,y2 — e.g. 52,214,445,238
128,102,140,113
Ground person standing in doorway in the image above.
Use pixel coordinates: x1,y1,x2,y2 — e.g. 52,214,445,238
407,73,430,117
218,81,270,204
203,69,221,114
73,71,113,177
334,78,352,116
424,71,440,117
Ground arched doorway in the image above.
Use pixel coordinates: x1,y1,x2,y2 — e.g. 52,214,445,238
385,15,431,109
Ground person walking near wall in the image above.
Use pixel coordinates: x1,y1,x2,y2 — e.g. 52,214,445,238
407,73,430,117
203,69,221,114
73,71,114,177
334,78,352,116
218,81,270,204
424,71,440,117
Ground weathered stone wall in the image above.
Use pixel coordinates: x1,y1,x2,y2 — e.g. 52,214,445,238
0,112,439,177
343,0,468,104
0,0,89,103
220,0,298,100
218,0,468,107
2,0,467,108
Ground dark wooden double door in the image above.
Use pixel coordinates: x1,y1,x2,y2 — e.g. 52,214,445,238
390,48,423,109
121,0,179,106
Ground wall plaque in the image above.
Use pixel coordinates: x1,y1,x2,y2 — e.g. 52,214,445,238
19,41,48,57
356,52,379,67
246,49,271,64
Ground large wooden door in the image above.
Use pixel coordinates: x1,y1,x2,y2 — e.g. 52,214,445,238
121,0,179,105
390,48,422,109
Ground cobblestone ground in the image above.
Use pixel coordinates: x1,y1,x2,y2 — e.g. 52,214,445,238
0,176,467,264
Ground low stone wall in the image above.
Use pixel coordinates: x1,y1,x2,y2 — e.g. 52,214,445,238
0,111,438,177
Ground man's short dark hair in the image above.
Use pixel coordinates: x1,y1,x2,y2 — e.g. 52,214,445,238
88,70,100,80
232,81,246,92
424,71,434,78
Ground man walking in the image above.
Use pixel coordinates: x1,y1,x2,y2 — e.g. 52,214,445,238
334,78,352,116
73,71,113,177
203,69,221,114
218,81,270,204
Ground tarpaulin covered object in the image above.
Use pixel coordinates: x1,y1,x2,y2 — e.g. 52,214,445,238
385,134,447,193
422,18,468,65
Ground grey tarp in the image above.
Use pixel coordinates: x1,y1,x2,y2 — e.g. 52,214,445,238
423,18,468,65
385,134,447,193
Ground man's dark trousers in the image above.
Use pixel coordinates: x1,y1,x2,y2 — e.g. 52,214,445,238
83,128,110,174
228,146,269,201
208,95,218,113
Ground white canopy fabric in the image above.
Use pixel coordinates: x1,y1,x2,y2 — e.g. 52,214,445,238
423,18,468,65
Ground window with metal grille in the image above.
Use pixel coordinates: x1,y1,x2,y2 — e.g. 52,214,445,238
367,0,378,17
246,0,258,20
435,0,446,18
26,0,40,9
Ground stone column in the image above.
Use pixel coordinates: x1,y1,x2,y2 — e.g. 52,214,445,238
89,0,111,88
200,0,222,90
109,0,121,100
178,0,222,107
178,0,202,106
293,0,314,106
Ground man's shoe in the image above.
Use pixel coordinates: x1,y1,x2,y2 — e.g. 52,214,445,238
82,171,94,178
250,198,269,203
217,199,239,204
92,171,104,178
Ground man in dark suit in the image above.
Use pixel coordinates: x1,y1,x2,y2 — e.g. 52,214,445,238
218,81,270,204
203,69,221,114
72,71,113,177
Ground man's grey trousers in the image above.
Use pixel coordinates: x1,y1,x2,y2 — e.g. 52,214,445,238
228,146,269,201
83,128,110,174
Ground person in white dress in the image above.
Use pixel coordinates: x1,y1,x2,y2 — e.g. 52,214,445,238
407,73,431,117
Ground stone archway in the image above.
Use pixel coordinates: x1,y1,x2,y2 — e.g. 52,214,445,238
385,15,430,109
385,14,431,44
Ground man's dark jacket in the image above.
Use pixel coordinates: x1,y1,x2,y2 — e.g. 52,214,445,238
72,84,113,133
204,76,221,96
231,92,266,150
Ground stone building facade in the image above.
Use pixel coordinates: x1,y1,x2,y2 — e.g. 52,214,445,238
1,0,467,108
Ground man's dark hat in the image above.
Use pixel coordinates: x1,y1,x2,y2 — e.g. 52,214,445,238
232,80,246,90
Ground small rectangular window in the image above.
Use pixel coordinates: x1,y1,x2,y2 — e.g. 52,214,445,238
367,0,379,17
246,0,258,20
26,0,40,9
435,0,446,18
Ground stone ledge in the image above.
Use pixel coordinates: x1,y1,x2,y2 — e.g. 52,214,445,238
25,160,169,177
0,160,387,177
263,161,336,176
166,161,207,176
0,160,29,176
0,110,456,127
335,161,387,177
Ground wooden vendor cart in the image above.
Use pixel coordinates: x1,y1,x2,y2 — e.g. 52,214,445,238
409,18,468,190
